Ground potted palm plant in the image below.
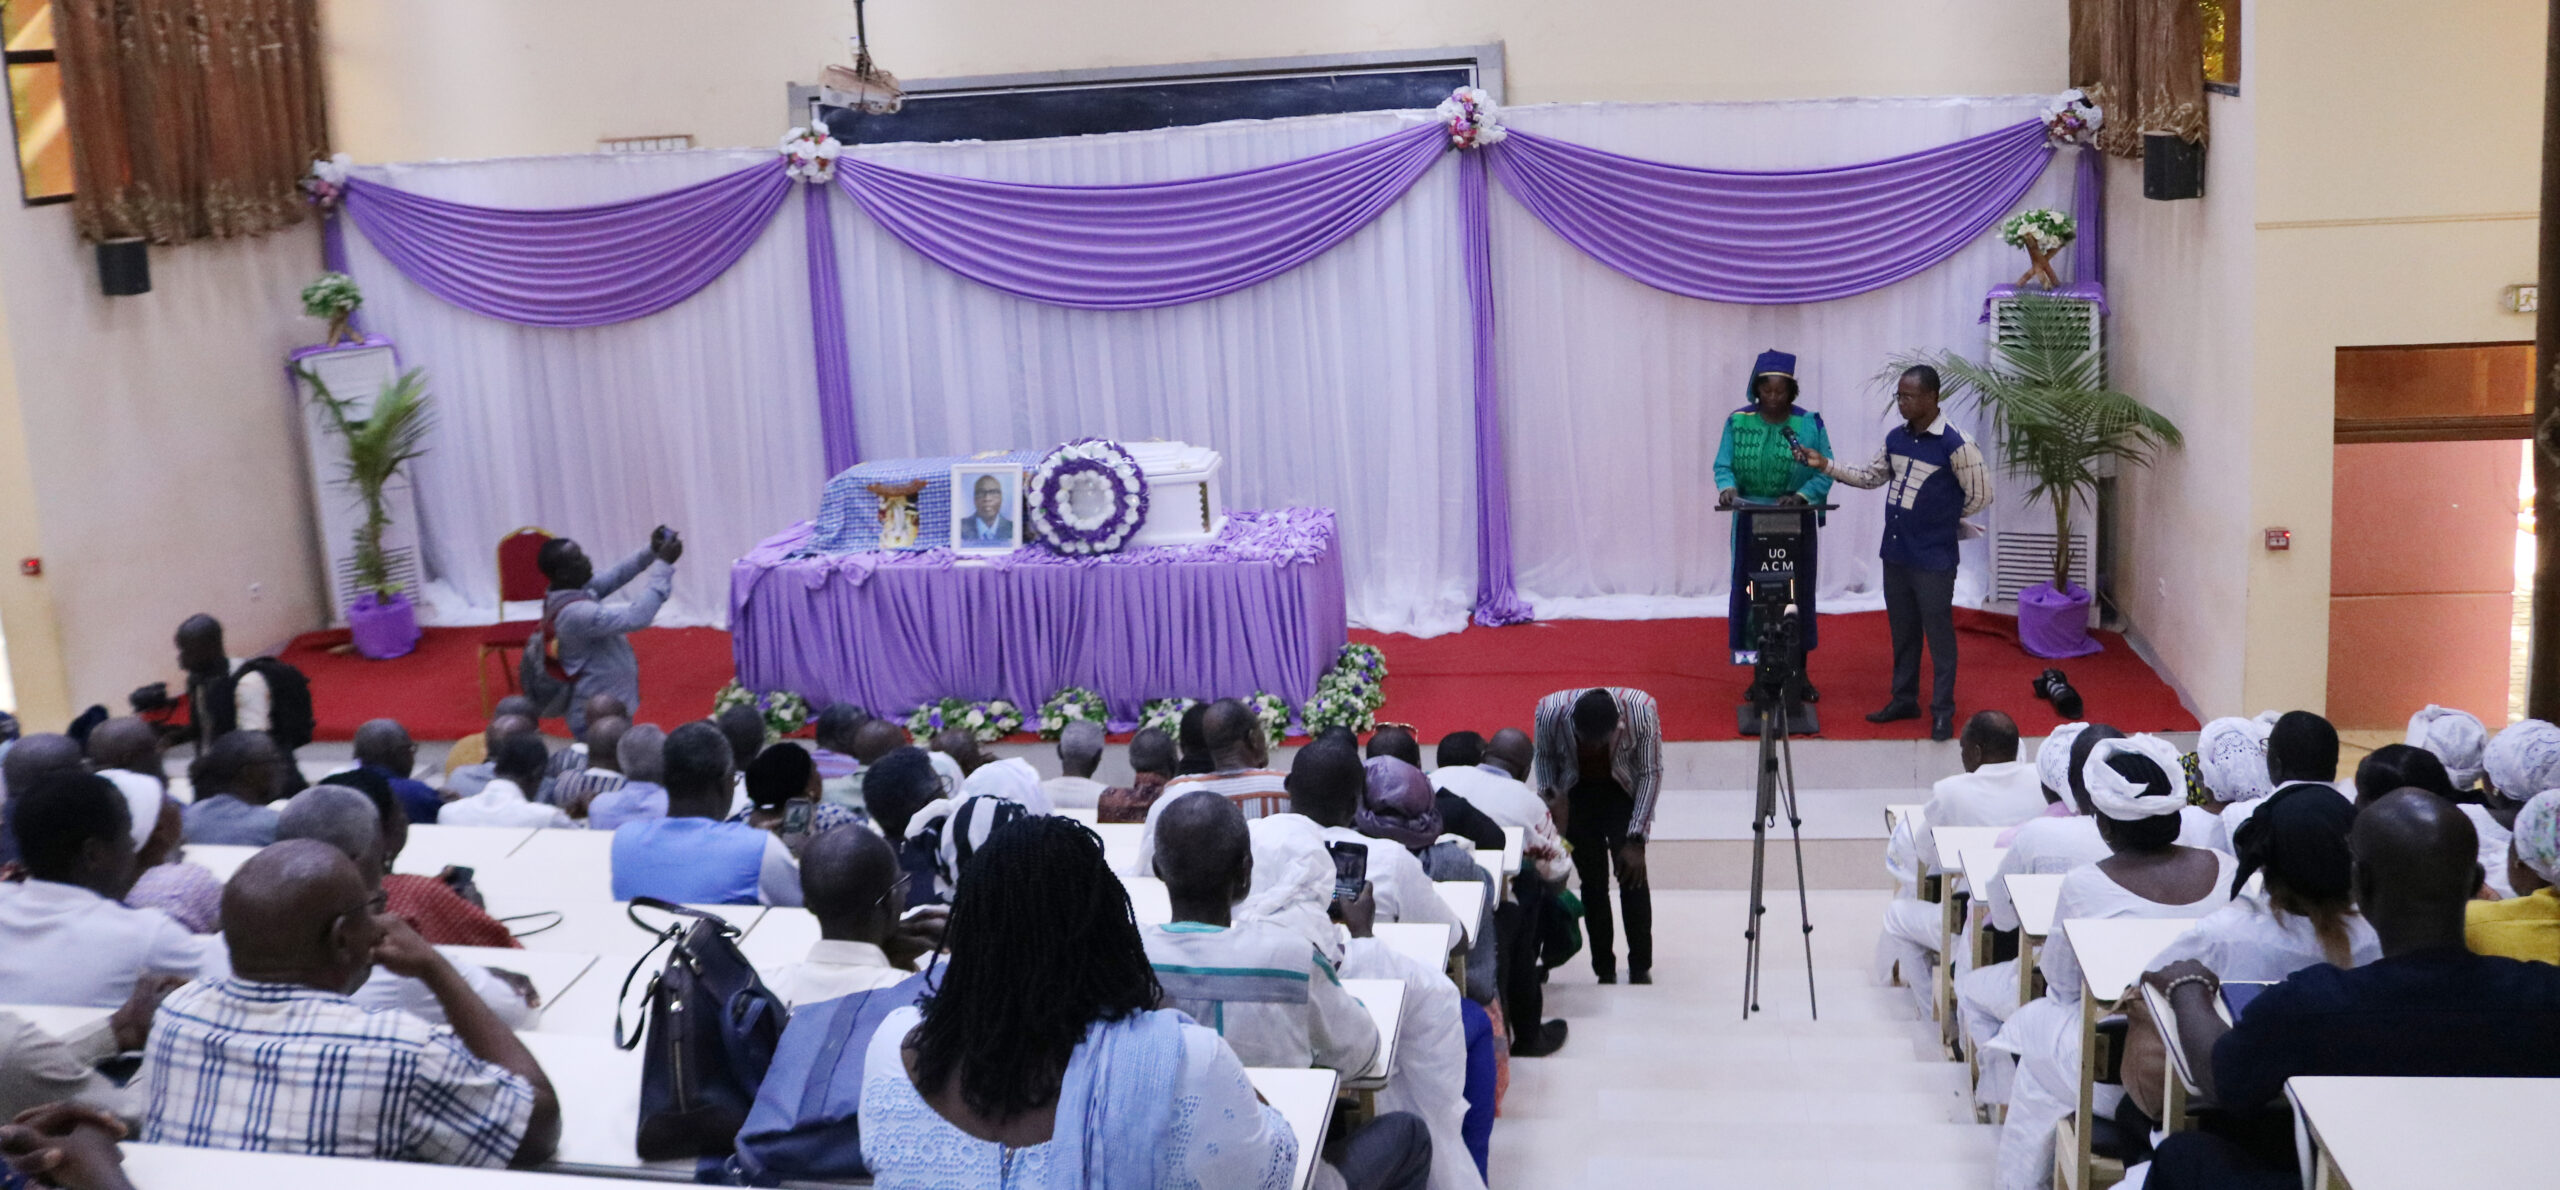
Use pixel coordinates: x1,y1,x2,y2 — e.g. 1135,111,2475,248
1892,294,2181,657
298,364,434,659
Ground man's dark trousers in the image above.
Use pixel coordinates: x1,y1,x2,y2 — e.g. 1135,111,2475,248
1883,562,1957,716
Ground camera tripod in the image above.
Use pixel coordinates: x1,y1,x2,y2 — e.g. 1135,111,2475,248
1740,582,1819,1021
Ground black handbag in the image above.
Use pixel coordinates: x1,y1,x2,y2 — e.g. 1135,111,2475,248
613,898,787,1161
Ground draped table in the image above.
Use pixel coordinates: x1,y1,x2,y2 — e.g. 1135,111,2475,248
729,508,1347,726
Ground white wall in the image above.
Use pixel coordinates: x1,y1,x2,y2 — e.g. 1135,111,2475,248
319,0,2066,160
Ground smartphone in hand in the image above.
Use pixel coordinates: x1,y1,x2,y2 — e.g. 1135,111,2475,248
1325,840,1369,905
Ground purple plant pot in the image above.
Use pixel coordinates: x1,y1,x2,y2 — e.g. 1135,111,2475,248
2018,580,2104,659
349,590,421,660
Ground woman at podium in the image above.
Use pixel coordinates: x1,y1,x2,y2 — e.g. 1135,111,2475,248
1713,349,1832,670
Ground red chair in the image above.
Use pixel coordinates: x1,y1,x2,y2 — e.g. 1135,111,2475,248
477,527,555,715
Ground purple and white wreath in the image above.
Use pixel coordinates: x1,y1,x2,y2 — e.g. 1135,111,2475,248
1029,438,1149,555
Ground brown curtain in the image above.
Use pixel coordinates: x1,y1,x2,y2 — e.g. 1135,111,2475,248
2070,0,2208,158
54,0,329,245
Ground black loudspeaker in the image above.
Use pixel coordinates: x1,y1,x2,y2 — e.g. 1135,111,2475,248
96,238,149,296
2142,134,2206,200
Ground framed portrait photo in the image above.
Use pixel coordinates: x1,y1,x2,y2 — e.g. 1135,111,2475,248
949,463,1026,554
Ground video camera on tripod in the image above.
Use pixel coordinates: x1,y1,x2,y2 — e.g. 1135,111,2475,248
1733,503,1830,737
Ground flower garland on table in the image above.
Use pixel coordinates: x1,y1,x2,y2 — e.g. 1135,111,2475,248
2040,89,2106,148
1300,686,1377,735
1139,697,1198,738
1246,692,1292,742
779,127,844,185
1038,687,1108,740
1436,87,1507,150
906,697,1025,744
2000,208,2076,289
712,681,811,741
1298,643,1390,734
1028,439,1150,555
302,153,353,210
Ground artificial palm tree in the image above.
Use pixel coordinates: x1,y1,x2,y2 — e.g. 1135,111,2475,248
297,364,434,598
1891,293,2181,593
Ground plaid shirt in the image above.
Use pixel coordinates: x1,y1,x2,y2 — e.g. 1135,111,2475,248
138,977,534,1166
1531,688,1666,837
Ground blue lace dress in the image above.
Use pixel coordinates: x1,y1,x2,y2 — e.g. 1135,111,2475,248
857,1006,1298,1190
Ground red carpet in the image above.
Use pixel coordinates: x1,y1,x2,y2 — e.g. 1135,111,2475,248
292,609,2191,743
1350,608,2195,742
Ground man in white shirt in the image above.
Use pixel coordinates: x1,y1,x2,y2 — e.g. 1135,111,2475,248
768,823,940,1009
1879,711,2042,984
1283,739,1461,934
1137,699,1290,873
1040,721,1110,811
0,773,221,1007
440,734,575,829
1431,728,1570,883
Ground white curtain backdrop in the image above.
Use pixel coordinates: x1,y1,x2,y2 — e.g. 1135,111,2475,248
342,149,828,627
1493,96,2070,619
341,97,2066,637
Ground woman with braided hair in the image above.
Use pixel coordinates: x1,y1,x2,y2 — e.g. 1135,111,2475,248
858,814,1299,1189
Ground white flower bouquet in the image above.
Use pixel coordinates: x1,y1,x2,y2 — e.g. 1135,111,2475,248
1140,697,1199,738
1299,687,1376,735
1038,687,1108,740
778,126,844,185
713,681,810,740
1246,692,1292,742
1435,86,1507,150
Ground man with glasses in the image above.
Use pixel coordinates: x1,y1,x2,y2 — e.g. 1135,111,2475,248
765,825,945,1009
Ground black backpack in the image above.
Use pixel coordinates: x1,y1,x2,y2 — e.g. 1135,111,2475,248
200,657,316,751
614,899,787,1161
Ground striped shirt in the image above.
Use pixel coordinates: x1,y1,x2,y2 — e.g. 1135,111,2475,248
137,977,535,1166
1821,415,1993,517
1531,688,1667,837
1143,921,1380,1074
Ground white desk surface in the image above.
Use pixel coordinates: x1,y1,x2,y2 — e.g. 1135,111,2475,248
500,901,763,1038
1435,880,1485,945
1057,806,1099,825
515,1030,685,1173
737,905,821,973
1095,822,1145,876
1342,976,1406,1085
438,946,595,1022
121,1144,621,1189
1930,826,2008,871
1248,1065,1339,1190
181,844,257,884
472,829,615,905
0,1003,112,1038
394,824,542,877
1374,922,1454,969
494,897,763,959
1501,826,1525,881
2061,917,2203,1001
2288,1076,2560,1190
2006,873,2067,938
1952,845,2010,890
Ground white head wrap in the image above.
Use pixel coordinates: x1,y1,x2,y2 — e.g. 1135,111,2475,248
959,757,1053,817
1237,813,1344,965
2511,790,2560,887
925,750,965,799
2196,717,2274,804
100,769,166,849
2035,723,2092,799
2486,719,2560,802
2404,705,2489,790
2081,735,2190,820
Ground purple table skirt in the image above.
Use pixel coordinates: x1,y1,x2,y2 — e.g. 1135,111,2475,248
729,508,1348,728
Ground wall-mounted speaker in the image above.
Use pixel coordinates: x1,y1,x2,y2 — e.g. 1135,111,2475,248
97,237,149,296
2142,134,2206,201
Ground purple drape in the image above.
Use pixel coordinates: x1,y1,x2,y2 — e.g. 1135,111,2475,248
1459,152,1531,626
2071,144,2105,288
338,161,795,327
802,183,861,472
831,121,1448,309
1486,119,2055,304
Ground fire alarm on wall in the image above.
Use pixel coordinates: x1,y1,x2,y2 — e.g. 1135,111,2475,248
2265,528,2291,551
16,557,38,575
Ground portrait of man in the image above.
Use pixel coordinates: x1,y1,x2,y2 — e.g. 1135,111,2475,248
952,466,1022,552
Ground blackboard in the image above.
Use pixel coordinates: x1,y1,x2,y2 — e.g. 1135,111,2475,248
819,66,1477,146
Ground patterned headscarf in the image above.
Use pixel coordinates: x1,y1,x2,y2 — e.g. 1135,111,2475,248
2082,735,2190,821
2036,723,2092,800
2509,791,2560,887
2405,705,2489,791
2485,720,2560,803
2196,717,2274,805
1356,756,1443,850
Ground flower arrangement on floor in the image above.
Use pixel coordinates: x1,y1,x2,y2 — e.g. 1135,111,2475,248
778,127,843,184
301,272,363,346
1299,643,1390,734
1038,687,1108,740
1999,209,2076,290
906,696,1024,743
1436,86,1507,150
1028,438,1150,555
2040,89,2105,147
1140,697,1198,738
1246,691,1292,742
1299,685,1377,734
713,681,811,741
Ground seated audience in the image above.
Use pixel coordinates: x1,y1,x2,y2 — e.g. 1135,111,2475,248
733,743,860,859
1371,727,1501,851
1532,687,1663,985
0,1102,134,1190
1137,698,1285,871
767,826,942,1008
1431,724,1572,1057
135,841,561,1167
1144,790,1381,1072
1041,721,1110,810
816,709,903,807
538,694,627,805
862,747,947,903
917,765,1051,900
122,794,220,935
440,732,575,829
179,731,286,846
1176,702,1214,775
2405,702,2489,794
0,735,86,868
2261,709,2347,805
611,722,802,907
274,786,537,1026
1096,727,1178,824
549,715,631,819
2193,715,2274,848
1956,723,2109,1093
84,718,166,797
351,718,443,827
1879,711,2041,984
2143,790,2560,1189
0,774,219,1006
1432,727,1569,880
1361,755,1499,1001
858,815,1311,1189
925,727,988,793
2474,717,2560,899
0,974,179,1121
328,769,520,949
1989,734,2239,1190
2465,789,2560,962
443,701,536,795
1282,739,1461,934
587,723,672,831
2352,743,2457,809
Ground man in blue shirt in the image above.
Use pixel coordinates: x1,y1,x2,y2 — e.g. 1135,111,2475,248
351,719,442,827
609,722,800,907
1796,365,1992,741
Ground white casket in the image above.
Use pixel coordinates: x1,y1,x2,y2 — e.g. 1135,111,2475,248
1124,441,1227,547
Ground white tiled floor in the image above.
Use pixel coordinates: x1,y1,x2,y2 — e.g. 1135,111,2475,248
1490,889,1994,1188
